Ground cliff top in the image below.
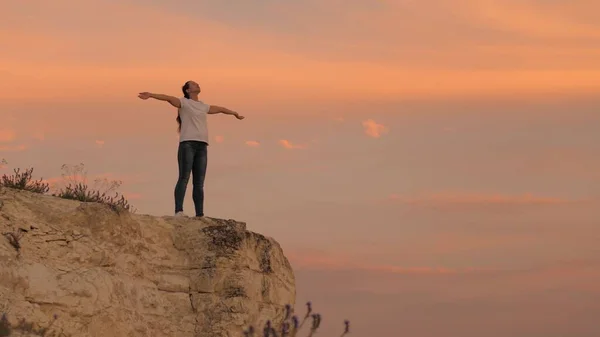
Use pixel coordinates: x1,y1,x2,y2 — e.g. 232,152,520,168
0,187,296,337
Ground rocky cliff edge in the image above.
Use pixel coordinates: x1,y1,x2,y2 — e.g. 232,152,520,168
0,187,296,337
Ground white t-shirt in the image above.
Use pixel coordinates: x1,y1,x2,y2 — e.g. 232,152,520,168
178,97,210,144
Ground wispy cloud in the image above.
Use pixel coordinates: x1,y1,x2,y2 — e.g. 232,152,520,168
279,139,307,150
288,251,485,275
0,144,27,152
95,140,105,148
122,192,142,200
362,119,388,138
214,135,224,143
430,232,538,255
464,0,600,40
0,129,16,143
388,192,577,205
43,171,146,189
3,0,599,104
245,140,260,147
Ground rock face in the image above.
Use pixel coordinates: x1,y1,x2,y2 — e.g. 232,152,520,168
0,188,296,337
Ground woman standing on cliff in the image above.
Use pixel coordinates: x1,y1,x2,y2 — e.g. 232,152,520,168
138,80,245,218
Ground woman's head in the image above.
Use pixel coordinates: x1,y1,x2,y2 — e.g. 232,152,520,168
181,80,200,99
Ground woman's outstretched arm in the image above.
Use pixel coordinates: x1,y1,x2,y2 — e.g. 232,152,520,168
208,105,245,119
138,92,181,108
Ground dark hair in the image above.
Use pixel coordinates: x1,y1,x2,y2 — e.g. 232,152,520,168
176,81,192,132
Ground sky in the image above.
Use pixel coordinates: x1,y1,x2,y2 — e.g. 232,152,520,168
1,0,600,336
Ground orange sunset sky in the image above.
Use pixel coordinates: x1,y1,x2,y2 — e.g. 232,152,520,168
2,0,600,336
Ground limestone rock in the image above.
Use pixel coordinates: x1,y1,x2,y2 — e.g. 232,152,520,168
0,187,296,337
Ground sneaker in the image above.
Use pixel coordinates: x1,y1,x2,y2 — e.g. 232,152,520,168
175,211,188,217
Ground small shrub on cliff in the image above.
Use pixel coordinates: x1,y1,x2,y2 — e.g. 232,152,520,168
0,167,50,194
50,163,136,213
53,182,134,213
243,301,350,337
0,161,136,213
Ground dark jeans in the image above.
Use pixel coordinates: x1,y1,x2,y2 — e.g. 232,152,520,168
174,140,208,216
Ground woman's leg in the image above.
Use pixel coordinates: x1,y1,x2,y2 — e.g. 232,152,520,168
174,141,195,215
191,142,208,217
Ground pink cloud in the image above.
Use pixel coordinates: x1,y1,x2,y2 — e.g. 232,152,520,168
388,191,576,205
0,144,27,152
0,129,16,143
430,232,538,255
463,1,600,40
245,140,260,147
122,192,142,200
287,251,486,275
2,0,600,105
42,177,72,187
43,174,89,188
279,139,307,150
362,119,388,138
43,171,146,190
95,140,105,148
214,135,224,143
